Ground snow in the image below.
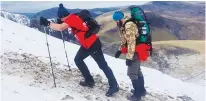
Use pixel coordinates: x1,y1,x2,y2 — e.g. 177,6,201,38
2,75,86,101
1,11,30,26
1,16,205,101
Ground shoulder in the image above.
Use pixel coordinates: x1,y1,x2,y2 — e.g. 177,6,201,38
65,14,78,20
124,21,137,29
123,17,136,28
64,14,81,24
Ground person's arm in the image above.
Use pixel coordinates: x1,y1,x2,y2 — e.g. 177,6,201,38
125,22,138,60
114,28,127,58
40,17,69,31
49,23,69,31
119,28,127,49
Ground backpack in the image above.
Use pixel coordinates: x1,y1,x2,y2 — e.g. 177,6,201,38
76,10,100,38
123,6,153,56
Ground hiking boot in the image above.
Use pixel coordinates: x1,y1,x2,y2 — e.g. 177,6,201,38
79,80,95,88
131,89,147,96
127,79,142,101
139,76,146,96
127,93,141,101
105,85,119,97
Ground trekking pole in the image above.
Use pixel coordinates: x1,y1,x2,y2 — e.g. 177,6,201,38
60,31,71,71
43,27,56,87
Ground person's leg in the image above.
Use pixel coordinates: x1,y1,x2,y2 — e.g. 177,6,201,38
135,53,146,96
127,54,142,101
90,49,119,96
130,54,146,96
138,68,146,96
74,46,94,86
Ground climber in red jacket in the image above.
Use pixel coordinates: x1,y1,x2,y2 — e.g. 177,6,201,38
39,3,119,97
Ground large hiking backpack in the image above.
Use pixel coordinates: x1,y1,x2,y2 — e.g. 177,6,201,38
124,6,153,56
76,10,100,38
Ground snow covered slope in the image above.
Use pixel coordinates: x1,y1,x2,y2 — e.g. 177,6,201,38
1,11,30,26
1,17,205,101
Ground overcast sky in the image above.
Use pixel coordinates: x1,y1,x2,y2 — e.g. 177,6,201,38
1,1,149,13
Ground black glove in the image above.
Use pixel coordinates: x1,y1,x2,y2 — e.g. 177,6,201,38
57,18,63,24
115,51,122,58
126,59,133,66
117,20,123,28
40,17,50,26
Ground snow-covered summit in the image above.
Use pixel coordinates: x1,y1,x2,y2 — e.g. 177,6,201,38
1,10,30,26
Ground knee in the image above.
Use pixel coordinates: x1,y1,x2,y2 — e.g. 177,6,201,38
138,70,143,77
74,56,83,65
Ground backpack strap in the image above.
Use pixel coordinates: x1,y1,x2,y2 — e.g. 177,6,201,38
71,13,88,35
73,11,97,38
123,18,133,28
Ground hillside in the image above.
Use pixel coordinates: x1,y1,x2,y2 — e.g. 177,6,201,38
1,16,205,101
1,7,205,87
153,40,205,53
96,1,205,43
102,40,205,86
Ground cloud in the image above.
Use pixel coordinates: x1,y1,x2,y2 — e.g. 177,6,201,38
1,1,148,13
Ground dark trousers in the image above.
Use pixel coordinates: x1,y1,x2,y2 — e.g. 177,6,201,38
74,39,118,87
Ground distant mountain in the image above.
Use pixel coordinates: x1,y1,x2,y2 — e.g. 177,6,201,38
96,1,205,44
88,7,120,17
32,7,80,19
18,13,36,19
1,11,30,26
32,7,119,19
142,1,205,17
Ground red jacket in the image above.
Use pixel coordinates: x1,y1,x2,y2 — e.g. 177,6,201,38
64,14,97,49
135,44,150,62
121,44,150,62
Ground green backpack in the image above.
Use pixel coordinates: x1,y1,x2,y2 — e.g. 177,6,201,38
123,6,152,56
